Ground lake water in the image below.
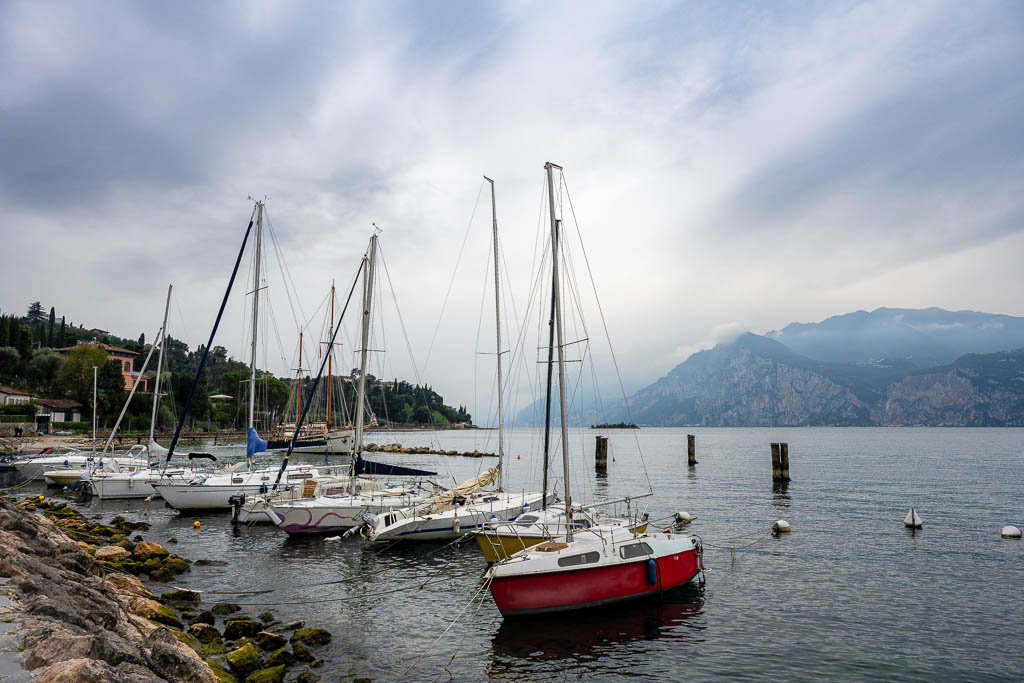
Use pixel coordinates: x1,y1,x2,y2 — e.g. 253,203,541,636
4,427,1023,681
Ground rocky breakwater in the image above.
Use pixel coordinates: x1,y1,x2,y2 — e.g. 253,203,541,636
0,496,332,682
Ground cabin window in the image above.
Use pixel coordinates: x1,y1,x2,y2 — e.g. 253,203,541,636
556,551,600,567
231,477,244,484
619,542,653,560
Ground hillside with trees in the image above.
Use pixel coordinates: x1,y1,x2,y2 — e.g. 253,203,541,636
0,301,471,433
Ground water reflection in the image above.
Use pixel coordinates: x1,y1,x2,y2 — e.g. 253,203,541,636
771,480,790,513
488,585,705,675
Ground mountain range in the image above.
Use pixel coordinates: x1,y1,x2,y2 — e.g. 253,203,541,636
519,308,1024,427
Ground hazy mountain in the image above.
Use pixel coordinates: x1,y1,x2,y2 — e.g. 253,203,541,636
765,307,1024,367
623,333,1024,427
515,307,1024,427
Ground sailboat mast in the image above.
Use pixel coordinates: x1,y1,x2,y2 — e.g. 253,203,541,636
92,366,97,453
327,281,334,431
545,162,573,541
353,235,378,462
149,284,172,447
296,331,303,421
248,201,264,430
484,176,505,490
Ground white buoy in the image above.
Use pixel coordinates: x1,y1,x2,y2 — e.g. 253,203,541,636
772,519,791,534
674,511,695,524
1001,525,1022,539
324,536,342,542
904,507,923,529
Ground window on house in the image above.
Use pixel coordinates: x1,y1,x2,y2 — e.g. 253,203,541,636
123,361,130,372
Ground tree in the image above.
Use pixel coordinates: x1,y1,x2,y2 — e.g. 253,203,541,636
0,347,20,380
97,360,126,426
138,332,145,346
26,302,45,326
58,317,67,347
46,307,55,347
56,345,109,407
29,348,61,394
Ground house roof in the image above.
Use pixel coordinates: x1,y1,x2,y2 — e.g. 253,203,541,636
0,385,31,396
55,342,138,357
39,398,83,409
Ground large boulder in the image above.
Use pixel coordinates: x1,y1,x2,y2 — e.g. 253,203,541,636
225,641,262,676
188,609,216,626
161,589,201,609
132,541,169,561
244,664,286,682
127,596,183,630
254,631,287,651
146,626,217,683
187,622,222,644
211,602,241,616
33,657,163,682
290,627,331,648
223,617,263,640
264,646,295,667
95,545,132,562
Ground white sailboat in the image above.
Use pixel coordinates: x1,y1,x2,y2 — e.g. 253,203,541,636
487,163,702,616
152,200,335,511
360,177,549,543
268,233,435,533
85,285,186,499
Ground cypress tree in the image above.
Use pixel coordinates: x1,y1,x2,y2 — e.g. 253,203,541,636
59,317,66,347
47,307,55,347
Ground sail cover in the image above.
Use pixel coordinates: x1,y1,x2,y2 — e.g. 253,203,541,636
432,466,498,506
146,440,169,457
247,427,268,459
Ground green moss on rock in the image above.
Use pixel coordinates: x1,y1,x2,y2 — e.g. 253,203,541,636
264,647,295,667
225,642,262,676
290,627,331,648
243,665,286,683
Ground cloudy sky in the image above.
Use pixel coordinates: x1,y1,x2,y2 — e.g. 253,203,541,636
2,1,1022,417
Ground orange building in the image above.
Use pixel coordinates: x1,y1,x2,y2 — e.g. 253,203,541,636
56,342,150,391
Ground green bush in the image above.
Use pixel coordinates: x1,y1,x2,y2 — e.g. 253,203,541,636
52,421,90,433
0,403,35,418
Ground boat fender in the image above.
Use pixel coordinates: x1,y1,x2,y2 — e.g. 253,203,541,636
674,511,694,525
646,559,658,586
1002,525,1022,539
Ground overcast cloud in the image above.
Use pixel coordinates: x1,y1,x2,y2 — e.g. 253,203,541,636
2,0,1022,419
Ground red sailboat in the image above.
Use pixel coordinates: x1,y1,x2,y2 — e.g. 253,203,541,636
487,163,702,616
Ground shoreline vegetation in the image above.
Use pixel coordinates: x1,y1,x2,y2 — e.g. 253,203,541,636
590,422,639,429
0,493,333,682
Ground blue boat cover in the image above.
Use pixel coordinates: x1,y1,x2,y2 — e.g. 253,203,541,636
247,427,268,459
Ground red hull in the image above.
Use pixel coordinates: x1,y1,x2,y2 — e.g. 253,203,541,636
490,548,700,616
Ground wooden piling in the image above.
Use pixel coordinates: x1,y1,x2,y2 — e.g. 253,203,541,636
687,434,697,466
771,442,782,481
595,435,608,473
779,442,790,480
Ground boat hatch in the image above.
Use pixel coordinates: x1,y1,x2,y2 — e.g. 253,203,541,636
557,551,600,567
516,515,540,527
619,542,653,559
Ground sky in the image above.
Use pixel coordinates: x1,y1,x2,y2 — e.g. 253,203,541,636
2,0,1023,419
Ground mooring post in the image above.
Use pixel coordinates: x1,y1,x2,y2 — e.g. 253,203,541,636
687,434,697,466
780,442,790,481
771,442,782,481
595,435,608,473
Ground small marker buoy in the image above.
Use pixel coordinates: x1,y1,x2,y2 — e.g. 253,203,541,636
1001,525,1022,539
516,454,520,460
772,520,791,534
193,521,201,528
904,507,923,529
37,495,44,501
674,511,694,525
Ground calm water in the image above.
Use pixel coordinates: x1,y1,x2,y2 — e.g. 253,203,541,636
4,427,1023,681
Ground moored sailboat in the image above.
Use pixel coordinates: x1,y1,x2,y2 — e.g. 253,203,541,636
486,163,702,616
